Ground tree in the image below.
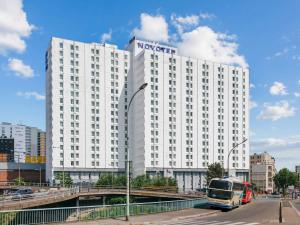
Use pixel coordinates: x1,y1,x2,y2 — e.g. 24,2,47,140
205,162,224,186
273,168,298,196
55,172,73,187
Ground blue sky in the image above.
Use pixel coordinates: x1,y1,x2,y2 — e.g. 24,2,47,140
1,0,300,170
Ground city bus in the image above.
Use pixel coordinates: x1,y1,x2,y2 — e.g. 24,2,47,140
207,177,244,209
242,181,252,204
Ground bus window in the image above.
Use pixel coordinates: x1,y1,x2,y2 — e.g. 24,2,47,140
209,180,232,190
233,182,244,191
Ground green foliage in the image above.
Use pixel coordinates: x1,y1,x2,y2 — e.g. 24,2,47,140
13,177,26,186
55,172,73,187
273,168,298,196
96,173,126,187
131,175,152,188
205,162,224,185
96,173,177,189
107,196,126,204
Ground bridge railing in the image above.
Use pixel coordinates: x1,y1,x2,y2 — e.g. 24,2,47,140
0,198,206,225
0,187,79,208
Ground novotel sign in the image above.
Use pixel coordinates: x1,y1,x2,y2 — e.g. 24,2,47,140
137,42,176,55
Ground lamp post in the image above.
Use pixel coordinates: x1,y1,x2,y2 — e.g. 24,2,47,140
126,83,148,221
227,138,247,177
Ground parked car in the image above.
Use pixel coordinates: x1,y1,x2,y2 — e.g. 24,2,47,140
11,188,33,200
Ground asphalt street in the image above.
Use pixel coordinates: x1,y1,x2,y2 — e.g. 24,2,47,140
154,199,280,225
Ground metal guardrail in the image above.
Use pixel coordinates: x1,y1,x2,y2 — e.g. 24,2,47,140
0,198,206,225
0,187,79,208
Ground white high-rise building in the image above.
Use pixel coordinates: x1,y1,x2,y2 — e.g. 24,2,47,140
46,37,250,190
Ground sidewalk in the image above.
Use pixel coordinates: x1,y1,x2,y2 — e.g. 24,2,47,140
281,200,300,225
51,208,218,225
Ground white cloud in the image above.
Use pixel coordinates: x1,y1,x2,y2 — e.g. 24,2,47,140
257,101,296,121
199,13,215,20
251,135,300,170
100,29,112,43
17,91,45,100
132,13,247,68
294,92,300,97
249,100,258,110
177,26,248,68
298,80,300,85
0,0,34,55
269,81,288,96
274,48,289,57
250,83,255,88
171,14,199,34
132,13,169,42
8,58,34,78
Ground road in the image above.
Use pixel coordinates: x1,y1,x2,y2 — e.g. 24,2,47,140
153,199,280,225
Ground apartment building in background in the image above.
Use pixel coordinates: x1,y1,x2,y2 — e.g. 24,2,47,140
0,122,46,162
250,152,276,193
46,37,250,190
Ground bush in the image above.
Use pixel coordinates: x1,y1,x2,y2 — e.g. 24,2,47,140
13,177,26,186
96,173,177,189
96,174,126,187
54,172,73,187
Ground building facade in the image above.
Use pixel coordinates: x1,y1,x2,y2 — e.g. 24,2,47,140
296,165,300,181
0,122,46,163
0,138,14,162
250,152,276,193
46,37,250,190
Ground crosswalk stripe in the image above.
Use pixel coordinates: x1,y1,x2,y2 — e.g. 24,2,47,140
207,222,233,225
157,220,260,225
228,222,247,225
158,220,219,225
159,221,218,225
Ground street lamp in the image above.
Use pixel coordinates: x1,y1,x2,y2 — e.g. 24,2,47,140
227,138,247,177
126,82,148,221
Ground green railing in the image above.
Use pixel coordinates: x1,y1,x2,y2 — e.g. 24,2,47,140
0,198,206,225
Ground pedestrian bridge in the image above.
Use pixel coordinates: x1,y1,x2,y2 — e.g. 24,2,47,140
0,187,204,210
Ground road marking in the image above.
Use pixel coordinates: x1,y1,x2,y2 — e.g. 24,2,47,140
229,222,247,225
158,220,260,225
158,220,220,225
159,220,219,225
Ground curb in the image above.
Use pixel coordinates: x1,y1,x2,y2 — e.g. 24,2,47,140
289,200,300,217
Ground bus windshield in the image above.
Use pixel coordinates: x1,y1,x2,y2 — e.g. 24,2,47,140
207,189,233,200
209,180,232,191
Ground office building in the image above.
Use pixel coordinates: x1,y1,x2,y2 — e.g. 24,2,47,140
250,152,276,193
0,122,46,162
0,138,14,162
46,37,250,190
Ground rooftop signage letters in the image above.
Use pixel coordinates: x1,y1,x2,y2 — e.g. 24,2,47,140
137,42,176,54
